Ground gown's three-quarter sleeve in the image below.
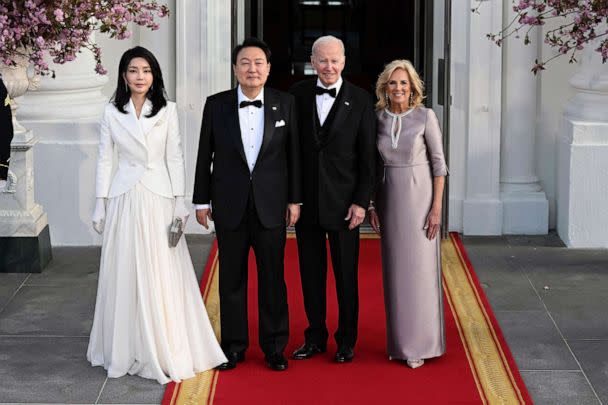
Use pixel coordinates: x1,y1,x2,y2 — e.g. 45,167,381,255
423,109,449,177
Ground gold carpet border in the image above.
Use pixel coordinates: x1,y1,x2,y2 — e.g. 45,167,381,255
456,237,524,400
443,280,488,404
173,233,525,404
442,234,526,404
202,251,219,300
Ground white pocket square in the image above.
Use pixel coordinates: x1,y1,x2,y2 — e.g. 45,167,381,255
275,120,286,127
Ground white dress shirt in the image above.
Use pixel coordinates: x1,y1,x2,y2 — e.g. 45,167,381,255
195,86,265,210
316,76,343,126
238,86,265,173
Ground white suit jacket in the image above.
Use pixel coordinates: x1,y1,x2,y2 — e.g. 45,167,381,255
96,99,185,199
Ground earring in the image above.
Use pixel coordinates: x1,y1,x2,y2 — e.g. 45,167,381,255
124,81,129,92
150,83,154,92
409,93,413,106
385,92,390,105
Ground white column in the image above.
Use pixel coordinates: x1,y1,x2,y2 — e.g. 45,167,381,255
499,3,548,234
447,1,467,232
176,0,232,234
461,0,503,235
557,30,608,247
18,40,108,246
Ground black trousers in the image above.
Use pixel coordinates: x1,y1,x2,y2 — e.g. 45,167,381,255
295,223,360,348
215,189,288,356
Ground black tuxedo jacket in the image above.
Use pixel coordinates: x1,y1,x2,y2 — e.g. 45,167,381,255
193,87,301,230
290,79,376,230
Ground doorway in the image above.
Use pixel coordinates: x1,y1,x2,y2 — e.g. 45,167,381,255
239,0,434,103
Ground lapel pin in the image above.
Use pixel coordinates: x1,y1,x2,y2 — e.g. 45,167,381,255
272,106,277,110
344,101,350,106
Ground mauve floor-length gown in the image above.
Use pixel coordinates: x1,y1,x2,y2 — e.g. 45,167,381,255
376,106,448,361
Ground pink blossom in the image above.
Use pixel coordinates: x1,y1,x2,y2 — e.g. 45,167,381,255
111,5,126,14
0,0,171,76
53,9,64,22
95,63,108,75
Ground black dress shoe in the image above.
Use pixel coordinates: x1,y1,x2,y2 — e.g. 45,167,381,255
265,353,289,371
292,342,327,360
216,351,245,370
334,346,354,363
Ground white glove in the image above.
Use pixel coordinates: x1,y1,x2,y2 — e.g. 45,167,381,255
173,196,190,226
92,198,107,234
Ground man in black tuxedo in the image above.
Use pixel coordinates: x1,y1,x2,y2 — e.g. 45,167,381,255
0,76,13,187
193,38,301,371
290,36,376,363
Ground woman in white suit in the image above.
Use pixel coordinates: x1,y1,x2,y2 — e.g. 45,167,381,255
87,46,226,384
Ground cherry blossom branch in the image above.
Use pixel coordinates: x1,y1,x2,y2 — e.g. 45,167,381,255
0,0,170,76
474,0,608,74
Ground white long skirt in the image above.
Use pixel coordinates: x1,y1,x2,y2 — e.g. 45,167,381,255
87,183,226,384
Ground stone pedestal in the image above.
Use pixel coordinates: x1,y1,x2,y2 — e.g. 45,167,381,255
0,133,52,272
0,56,51,272
558,41,608,247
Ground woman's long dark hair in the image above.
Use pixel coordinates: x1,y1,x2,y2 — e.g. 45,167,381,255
112,46,167,117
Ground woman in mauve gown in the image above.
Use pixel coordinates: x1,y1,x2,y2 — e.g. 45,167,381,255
369,59,448,369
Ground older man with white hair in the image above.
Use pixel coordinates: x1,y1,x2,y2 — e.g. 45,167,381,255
289,35,376,363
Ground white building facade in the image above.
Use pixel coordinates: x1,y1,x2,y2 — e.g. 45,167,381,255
14,0,607,247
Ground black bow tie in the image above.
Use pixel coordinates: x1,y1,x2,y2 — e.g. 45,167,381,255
239,100,263,108
315,86,337,98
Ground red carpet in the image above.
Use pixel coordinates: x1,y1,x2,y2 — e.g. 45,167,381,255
163,234,532,404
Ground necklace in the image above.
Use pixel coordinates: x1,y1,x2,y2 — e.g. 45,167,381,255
385,108,413,149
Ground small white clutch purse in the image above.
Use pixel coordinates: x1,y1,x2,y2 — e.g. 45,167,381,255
169,217,184,247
